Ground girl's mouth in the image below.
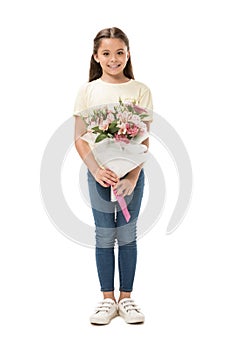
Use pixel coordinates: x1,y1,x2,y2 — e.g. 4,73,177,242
108,64,121,69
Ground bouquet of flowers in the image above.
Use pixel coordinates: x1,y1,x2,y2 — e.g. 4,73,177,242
80,99,150,222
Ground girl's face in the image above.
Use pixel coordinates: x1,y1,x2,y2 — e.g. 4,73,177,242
94,38,130,80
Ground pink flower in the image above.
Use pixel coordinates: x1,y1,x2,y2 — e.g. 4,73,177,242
126,123,139,137
114,134,130,143
133,105,147,114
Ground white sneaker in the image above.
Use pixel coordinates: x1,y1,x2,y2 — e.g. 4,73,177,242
90,298,118,325
118,298,145,324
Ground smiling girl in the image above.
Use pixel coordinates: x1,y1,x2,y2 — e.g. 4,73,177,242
74,27,153,325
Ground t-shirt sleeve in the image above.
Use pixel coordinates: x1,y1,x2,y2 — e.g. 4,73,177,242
139,87,154,122
73,85,87,117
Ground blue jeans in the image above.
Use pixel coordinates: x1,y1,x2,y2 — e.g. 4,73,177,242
87,169,145,292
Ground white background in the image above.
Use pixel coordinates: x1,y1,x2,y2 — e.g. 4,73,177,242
1,0,234,349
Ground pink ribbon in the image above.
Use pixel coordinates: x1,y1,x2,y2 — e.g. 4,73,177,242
112,188,131,223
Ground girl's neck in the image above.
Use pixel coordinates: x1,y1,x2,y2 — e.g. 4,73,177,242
100,73,130,84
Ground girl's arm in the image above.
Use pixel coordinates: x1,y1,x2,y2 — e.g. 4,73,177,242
74,117,118,187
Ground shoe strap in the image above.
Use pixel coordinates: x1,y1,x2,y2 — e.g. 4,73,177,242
120,299,141,312
95,300,115,312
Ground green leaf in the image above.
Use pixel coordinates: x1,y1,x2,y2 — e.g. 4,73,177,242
95,133,108,143
108,126,119,134
126,105,134,113
108,122,119,133
92,126,101,133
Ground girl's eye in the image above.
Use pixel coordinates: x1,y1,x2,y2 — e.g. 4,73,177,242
117,51,124,55
103,52,109,56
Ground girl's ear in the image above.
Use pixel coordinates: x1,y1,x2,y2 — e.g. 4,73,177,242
93,54,99,63
127,51,130,60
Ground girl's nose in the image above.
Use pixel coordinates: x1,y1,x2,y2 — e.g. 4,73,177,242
110,55,117,62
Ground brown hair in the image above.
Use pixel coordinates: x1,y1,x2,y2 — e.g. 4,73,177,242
89,27,135,82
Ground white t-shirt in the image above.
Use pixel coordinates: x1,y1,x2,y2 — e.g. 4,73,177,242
73,78,153,122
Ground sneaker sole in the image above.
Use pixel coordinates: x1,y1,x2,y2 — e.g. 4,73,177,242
118,310,145,324
90,311,118,325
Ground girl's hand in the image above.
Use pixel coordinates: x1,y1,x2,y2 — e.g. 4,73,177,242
94,168,118,187
113,178,136,197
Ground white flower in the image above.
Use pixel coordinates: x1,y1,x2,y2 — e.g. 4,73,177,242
128,114,141,125
106,112,115,122
117,122,127,135
99,120,110,131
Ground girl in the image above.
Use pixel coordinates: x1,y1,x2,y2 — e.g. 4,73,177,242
74,27,153,324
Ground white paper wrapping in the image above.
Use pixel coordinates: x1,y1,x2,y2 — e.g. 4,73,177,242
81,133,149,201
